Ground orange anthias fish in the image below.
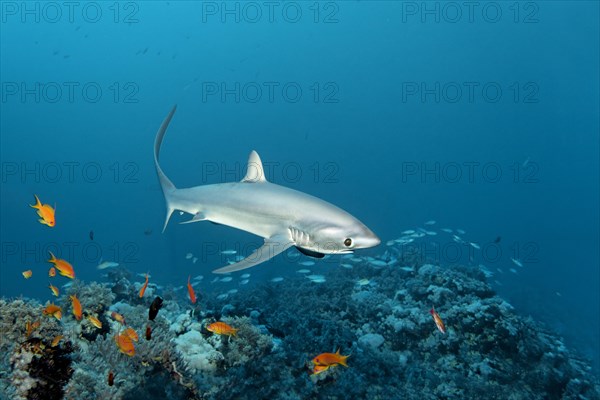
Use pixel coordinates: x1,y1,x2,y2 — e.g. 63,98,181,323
206,321,238,337
70,295,82,320
123,327,139,342
87,315,102,329
311,364,334,375
115,332,135,356
51,335,63,347
30,194,55,227
430,306,446,334
43,303,62,321
111,311,126,325
49,284,59,297
187,275,196,304
22,270,32,279
139,273,149,298
25,320,40,337
48,267,56,277
312,349,350,367
48,252,75,279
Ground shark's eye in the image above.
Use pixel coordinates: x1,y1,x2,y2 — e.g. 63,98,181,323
344,238,352,247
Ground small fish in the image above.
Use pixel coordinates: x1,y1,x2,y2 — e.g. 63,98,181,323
206,321,238,337
22,270,32,279
368,260,387,268
296,269,311,274
96,261,119,270
111,311,126,325
48,252,75,279
356,279,370,286
70,295,82,321
51,335,63,347
114,332,135,356
456,229,466,234
469,242,481,250
148,296,163,321
511,258,523,268
89,230,94,241
430,306,446,334
145,325,152,340
108,371,114,386
62,282,73,289
48,267,56,277
441,228,453,233
123,327,139,342
187,276,197,304
386,240,396,246
25,320,40,337
87,315,102,329
311,364,332,375
239,279,249,285
271,277,284,282
228,289,238,294
192,274,204,281
192,257,198,264
509,268,518,274
240,273,251,279
220,276,233,282
340,263,353,269
43,303,62,321
307,274,325,281
185,253,193,259
402,230,415,234
30,194,55,227
312,349,349,367
216,293,229,300
424,220,436,225
220,249,237,255
49,284,59,297
139,273,149,298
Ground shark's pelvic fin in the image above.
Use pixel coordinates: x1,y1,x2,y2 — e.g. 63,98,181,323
154,105,178,232
180,212,207,224
241,150,267,183
212,234,293,274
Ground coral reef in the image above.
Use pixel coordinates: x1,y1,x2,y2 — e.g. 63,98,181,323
0,256,598,400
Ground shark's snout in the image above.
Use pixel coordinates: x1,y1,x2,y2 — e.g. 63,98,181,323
356,229,381,249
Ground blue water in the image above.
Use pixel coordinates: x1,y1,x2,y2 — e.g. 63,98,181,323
1,0,598,377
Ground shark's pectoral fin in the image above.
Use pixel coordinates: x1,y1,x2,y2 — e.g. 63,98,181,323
296,247,325,258
212,235,293,274
180,212,207,224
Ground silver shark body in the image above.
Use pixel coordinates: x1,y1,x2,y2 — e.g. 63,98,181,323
154,106,380,273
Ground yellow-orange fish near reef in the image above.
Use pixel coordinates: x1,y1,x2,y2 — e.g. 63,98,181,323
48,252,75,279
206,321,238,337
30,194,55,227
430,306,446,334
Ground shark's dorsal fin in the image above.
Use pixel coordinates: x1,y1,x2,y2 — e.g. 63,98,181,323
241,150,267,183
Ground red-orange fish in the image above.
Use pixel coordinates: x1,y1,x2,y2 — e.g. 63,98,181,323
139,273,149,298
206,321,237,337
30,194,55,227
123,327,138,342
312,349,349,367
43,303,62,321
22,270,32,279
311,364,333,375
430,306,446,334
48,267,56,277
187,275,196,304
49,284,59,297
111,311,126,325
48,252,75,279
114,332,135,356
51,335,63,347
25,320,40,337
87,315,102,329
70,295,82,320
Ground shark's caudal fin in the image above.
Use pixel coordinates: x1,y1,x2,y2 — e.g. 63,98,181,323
154,105,178,232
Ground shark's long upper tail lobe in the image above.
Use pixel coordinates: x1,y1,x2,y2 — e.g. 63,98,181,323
154,105,178,232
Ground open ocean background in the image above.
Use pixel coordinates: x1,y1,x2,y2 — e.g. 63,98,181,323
1,0,599,379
